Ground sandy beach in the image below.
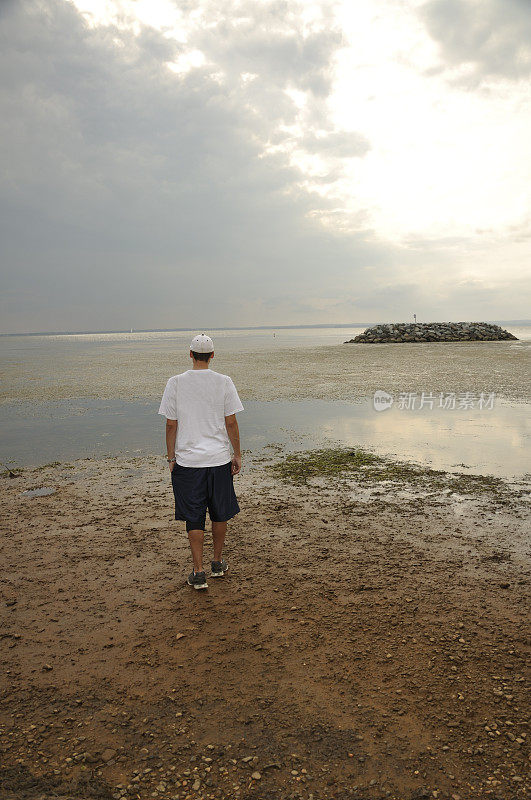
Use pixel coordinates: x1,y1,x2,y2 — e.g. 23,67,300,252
1,447,529,800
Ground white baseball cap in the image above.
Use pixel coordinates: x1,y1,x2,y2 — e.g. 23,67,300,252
190,333,214,353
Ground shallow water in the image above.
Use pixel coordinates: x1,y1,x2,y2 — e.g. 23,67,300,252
1,325,529,477
1,396,528,479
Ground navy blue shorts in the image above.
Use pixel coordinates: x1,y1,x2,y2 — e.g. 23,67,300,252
170,460,240,531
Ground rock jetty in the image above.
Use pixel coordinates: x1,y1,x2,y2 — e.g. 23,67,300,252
344,321,517,344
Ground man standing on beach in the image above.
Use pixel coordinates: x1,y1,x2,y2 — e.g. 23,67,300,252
158,334,244,590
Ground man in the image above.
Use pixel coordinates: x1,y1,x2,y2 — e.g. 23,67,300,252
158,333,244,590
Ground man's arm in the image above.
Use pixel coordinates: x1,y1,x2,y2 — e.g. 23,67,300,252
225,414,241,475
165,419,178,470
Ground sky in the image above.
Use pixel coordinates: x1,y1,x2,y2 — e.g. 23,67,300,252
0,0,530,333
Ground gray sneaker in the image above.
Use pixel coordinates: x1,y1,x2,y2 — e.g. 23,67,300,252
187,569,208,590
210,559,228,578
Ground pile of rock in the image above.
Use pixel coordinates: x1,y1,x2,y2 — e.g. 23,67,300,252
344,321,518,344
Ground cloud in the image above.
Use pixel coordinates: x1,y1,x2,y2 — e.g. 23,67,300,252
300,130,371,158
419,0,531,87
190,0,344,97
0,0,528,333
0,0,372,329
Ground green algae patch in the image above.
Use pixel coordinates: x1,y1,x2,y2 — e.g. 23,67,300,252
446,473,506,495
267,446,438,486
267,446,524,508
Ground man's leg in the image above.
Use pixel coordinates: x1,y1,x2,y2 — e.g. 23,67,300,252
212,520,227,562
187,528,205,572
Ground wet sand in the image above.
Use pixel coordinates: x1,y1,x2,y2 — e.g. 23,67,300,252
1,339,530,405
1,452,529,800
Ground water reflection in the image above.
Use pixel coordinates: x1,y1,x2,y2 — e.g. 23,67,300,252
1,397,528,479
313,399,529,478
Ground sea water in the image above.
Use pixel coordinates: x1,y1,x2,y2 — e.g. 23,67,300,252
0,325,529,478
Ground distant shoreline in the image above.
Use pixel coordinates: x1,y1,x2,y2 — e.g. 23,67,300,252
1,320,530,337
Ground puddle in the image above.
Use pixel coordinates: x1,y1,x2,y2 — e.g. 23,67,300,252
21,487,56,497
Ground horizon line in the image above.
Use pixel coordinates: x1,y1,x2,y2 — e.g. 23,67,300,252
0,319,530,337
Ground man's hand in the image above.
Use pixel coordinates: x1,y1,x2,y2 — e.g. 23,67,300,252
231,455,242,475
168,460,176,472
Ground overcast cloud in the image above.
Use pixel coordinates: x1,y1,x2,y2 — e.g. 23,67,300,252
0,0,529,333
419,0,531,86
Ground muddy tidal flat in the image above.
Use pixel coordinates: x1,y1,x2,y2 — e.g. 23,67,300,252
1,335,530,405
1,448,529,800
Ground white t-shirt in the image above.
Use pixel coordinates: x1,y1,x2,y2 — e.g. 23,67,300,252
158,369,244,467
